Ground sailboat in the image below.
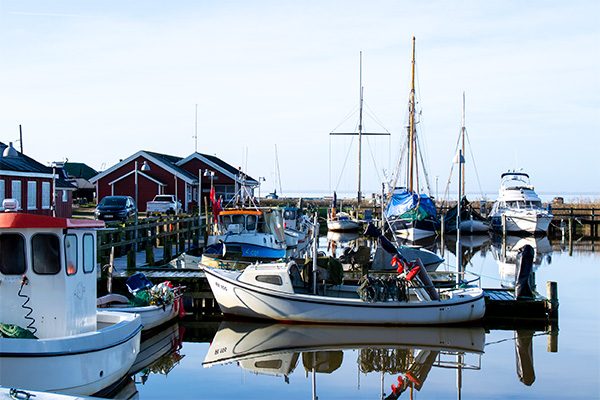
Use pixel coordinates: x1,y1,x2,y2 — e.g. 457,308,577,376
385,37,439,241
328,52,390,232
444,93,490,234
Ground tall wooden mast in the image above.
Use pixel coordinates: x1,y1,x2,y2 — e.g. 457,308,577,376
408,36,416,193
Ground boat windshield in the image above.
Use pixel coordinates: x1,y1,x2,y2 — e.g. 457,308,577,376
283,209,297,220
0,233,26,275
221,214,258,233
504,200,543,209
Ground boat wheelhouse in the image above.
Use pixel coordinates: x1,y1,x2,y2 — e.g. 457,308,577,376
0,200,142,395
206,208,287,260
489,171,553,234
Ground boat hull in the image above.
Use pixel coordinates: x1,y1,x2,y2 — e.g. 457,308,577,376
97,297,179,332
490,212,552,234
459,219,490,233
390,218,438,241
327,219,361,232
203,268,485,325
0,311,141,396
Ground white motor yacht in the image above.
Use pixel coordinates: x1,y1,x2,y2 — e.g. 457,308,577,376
489,171,553,234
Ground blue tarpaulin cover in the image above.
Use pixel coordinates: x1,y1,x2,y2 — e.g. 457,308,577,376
385,188,437,221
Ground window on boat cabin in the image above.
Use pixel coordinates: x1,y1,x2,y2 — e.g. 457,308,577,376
246,214,257,231
62,189,68,202
283,209,296,220
32,233,61,275
255,274,283,286
64,234,78,276
83,234,95,274
0,233,26,275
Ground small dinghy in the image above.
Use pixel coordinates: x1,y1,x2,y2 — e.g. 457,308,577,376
97,273,184,332
0,201,142,395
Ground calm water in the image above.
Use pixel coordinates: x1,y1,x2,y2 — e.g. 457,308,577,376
109,234,599,400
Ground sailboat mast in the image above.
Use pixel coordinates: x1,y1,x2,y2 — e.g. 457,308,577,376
357,51,363,205
408,36,416,193
461,92,466,197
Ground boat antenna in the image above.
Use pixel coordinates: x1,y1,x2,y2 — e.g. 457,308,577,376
193,104,198,153
274,144,283,195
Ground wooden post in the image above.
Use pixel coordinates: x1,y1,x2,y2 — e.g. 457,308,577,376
107,247,115,294
546,281,558,320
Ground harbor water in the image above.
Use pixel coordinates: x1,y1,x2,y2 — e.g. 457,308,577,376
97,234,599,400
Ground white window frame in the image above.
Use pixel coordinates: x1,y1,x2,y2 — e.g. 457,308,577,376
11,181,22,209
0,179,5,210
42,182,51,209
27,181,37,210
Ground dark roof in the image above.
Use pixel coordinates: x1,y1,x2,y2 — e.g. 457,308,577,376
0,142,51,174
0,142,75,189
63,162,98,180
144,150,198,181
198,152,258,183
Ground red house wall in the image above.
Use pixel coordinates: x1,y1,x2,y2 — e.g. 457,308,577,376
96,156,192,212
179,158,235,208
0,175,74,217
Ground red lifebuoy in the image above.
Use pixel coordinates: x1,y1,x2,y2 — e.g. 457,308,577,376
405,266,420,281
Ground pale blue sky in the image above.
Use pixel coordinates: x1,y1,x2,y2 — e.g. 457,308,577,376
1,1,598,199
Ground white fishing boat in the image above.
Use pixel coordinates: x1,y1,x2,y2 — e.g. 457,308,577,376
327,211,361,232
96,294,180,332
206,208,287,260
489,171,553,234
0,200,142,395
97,272,183,332
202,260,485,325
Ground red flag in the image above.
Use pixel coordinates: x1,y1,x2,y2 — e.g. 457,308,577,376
209,186,216,204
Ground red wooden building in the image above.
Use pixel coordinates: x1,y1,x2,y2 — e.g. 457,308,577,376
89,150,258,212
0,142,75,217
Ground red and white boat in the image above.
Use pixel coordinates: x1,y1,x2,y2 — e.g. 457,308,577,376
0,199,142,395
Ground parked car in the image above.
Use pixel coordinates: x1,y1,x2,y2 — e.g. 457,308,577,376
146,195,182,216
95,196,136,222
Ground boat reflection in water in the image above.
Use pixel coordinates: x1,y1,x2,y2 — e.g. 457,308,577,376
491,235,552,288
101,322,185,399
203,320,485,398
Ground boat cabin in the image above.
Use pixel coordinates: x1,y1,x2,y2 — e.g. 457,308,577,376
238,262,306,295
217,208,286,242
0,199,104,339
